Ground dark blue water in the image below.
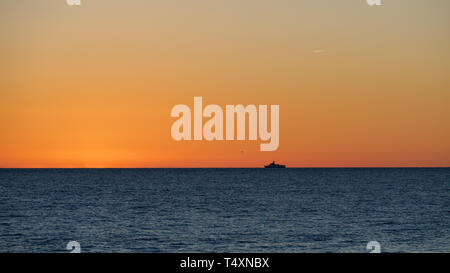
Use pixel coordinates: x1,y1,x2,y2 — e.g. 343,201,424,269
0,168,449,253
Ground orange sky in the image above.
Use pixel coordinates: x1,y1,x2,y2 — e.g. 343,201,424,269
1,0,450,168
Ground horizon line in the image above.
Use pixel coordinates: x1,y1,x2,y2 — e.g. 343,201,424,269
1,166,449,169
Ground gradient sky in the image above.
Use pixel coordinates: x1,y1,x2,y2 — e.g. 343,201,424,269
1,0,449,167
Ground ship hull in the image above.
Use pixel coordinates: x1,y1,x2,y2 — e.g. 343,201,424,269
264,165,286,168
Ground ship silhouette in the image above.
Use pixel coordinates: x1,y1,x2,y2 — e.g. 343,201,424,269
264,161,286,168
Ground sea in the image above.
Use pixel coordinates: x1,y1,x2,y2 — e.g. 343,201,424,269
0,168,449,253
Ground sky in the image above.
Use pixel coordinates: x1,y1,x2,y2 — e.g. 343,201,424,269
1,0,449,168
